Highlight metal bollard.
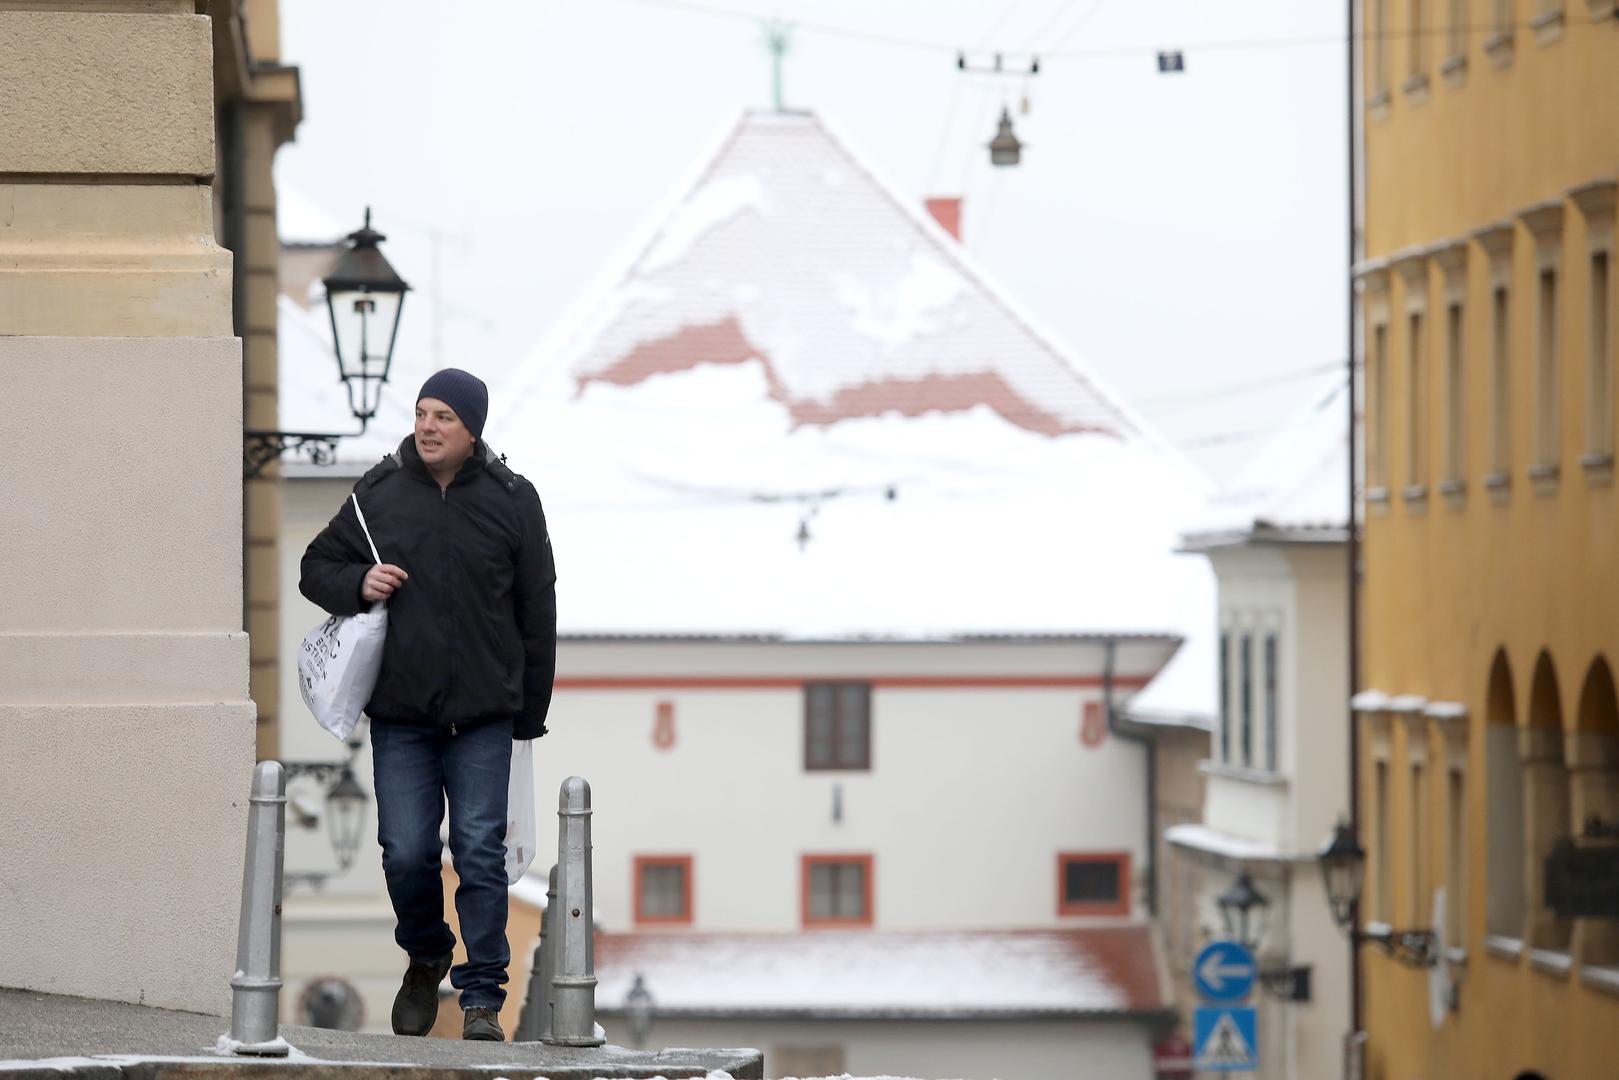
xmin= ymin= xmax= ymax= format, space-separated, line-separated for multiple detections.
xmin=546 ymin=777 xmax=603 ymax=1046
xmin=228 ymin=761 xmax=288 ymax=1056
xmin=516 ymin=864 xmax=558 ymax=1042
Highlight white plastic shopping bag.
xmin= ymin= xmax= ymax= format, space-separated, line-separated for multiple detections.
xmin=298 ymin=493 xmax=388 ymax=742
xmin=505 ymin=739 xmax=538 ymax=884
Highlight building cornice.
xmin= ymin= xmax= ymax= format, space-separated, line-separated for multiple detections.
xmin=1473 ymin=220 xmax=1516 ymax=258
xmin=1519 ymin=199 xmax=1566 ymax=243
xmin=1569 ymin=177 xmax=1618 ymax=223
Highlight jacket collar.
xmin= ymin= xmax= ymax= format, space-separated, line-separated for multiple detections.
xmin=396 ymin=435 xmax=492 ymax=486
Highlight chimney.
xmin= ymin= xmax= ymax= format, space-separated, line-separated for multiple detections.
xmin=924 ymin=197 xmax=963 ymax=242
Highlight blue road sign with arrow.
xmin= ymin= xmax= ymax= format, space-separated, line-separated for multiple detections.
xmin=1195 ymin=1006 xmax=1258 ymax=1071
xmin=1193 ymin=940 xmax=1257 ymax=1002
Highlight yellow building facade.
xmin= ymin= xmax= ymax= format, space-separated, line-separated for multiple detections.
xmin=1358 ymin=2 xmax=1619 ymax=1078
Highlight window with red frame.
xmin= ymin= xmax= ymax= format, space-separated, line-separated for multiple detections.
xmin=802 ymin=854 xmax=873 ymax=927
xmin=633 ymin=855 xmax=693 ymax=925
xmin=1057 ymin=852 xmax=1130 ymax=916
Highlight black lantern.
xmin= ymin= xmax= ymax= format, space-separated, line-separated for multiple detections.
xmin=325 ymin=765 xmax=369 ymax=872
xmin=322 ymin=207 xmax=411 ymax=428
xmin=624 ymin=973 xmax=655 ymax=1049
xmin=988 ymin=108 xmax=1022 ymax=167
xmin=1216 ymin=871 xmax=1270 ymax=951
xmin=1318 ymin=819 xmax=1366 ymax=930
xmin=1315 ymin=820 xmax=1438 ymax=967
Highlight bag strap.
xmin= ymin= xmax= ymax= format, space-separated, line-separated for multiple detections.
xmin=349 ymin=492 xmax=382 ymax=565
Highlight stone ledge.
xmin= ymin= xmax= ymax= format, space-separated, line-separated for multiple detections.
xmin=0 ymin=991 xmax=763 ymax=1080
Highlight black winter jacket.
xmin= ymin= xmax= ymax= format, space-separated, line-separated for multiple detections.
xmin=299 ymin=437 xmax=557 ymax=739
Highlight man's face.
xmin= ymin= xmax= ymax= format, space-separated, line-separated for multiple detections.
xmin=414 ymin=397 xmax=476 ymax=471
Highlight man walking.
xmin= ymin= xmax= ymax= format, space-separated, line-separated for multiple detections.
xmin=300 ymin=368 xmax=557 ymax=1042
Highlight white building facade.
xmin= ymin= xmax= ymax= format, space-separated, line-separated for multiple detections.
xmin=1166 ymin=377 xmax=1352 ymax=1080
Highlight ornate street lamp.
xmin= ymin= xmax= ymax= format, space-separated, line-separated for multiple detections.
xmin=322 ymin=208 xmax=411 ymax=427
xmin=1319 ymin=819 xmax=1366 ymax=929
xmin=1316 ymin=819 xmax=1439 ymax=968
xmin=1216 ymin=870 xmax=1313 ymax=1002
xmin=624 ymin=973 xmax=655 ymax=1049
xmin=1216 ymin=871 xmax=1270 ymax=952
xmin=283 ymin=723 xmax=372 ymax=889
xmin=325 ymin=765 xmax=369 ymax=872
xmin=988 ymin=108 xmax=1022 ymax=167
xmin=242 ymin=206 xmax=411 ymax=478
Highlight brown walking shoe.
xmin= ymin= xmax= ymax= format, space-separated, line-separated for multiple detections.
xmin=462 ymin=1006 xmax=504 ymax=1041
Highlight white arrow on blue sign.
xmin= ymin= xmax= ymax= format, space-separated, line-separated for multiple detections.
xmin=1193 ymin=940 xmax=1257 ymax=1002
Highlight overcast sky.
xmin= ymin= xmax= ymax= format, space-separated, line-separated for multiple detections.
xmin=275 ymin=0 xmax=1348 ymax=483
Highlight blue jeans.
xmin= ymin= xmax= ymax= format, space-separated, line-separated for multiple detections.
xmin=371 ymin=718 xmax=512 ymax=1010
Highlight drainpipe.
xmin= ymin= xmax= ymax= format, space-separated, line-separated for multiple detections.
xmin=1345 ymin=0 xmax=1365 ymax=1040
xmin=1104 ymin=637 xmax=1158 ymax=918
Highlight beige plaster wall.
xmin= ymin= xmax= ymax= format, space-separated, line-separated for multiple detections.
xmin=0 ymin=337 xmax=255 ymax=1014
xmin=0 ymin=3 xmax=256 ymax=1015
xmin=0 ymin=11 xmax=214 ymax=176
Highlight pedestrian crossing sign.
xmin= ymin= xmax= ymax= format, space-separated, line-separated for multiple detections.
xmin=1194 ymin=1005 xmax=1258 ymax=1071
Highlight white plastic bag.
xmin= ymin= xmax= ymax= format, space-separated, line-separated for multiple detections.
xmin=298 ymin=493 xmax=388 ymax=742
xmin=505 ymin=739 xmax=537 ymax=885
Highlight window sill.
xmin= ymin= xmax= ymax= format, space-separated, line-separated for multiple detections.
xmin=1438 ymin=478 xmax=1467 ymax=505
xmin=1530 ymin=948 xmax=1574 ymax=977
xmin=1484 ymin=934 xmax=1524 ymax=961
xmin=1483 ymin=471 xmax=1512 ymax=504
xmin=1197 ymin=760 xmax=1289 ymax=787
xmin=1402 ymin=483 xmax=1429 ymax=510
xmin=1440 ymin=53 xmax=1468 ymax=87
xmin=1581 ymin=965 xmax=1619 ymax=996
xmin=1367 ymin=486 xmax=1391 ymax=513
xmin=1580 ymin=452 xmax=1614 ymax=485
xmin=1368 ymin=90 xmax=1391 ymax=119
xmin=1402 ymin=72 xmax=1431 ymax=102
xmin=1483 ymin=30 xmax=1516 ymax=68
xmin=1529 ymin=462 xmax=1561 ymax=495
xmin=1531 ymin=8 xmax=1567 ymax=45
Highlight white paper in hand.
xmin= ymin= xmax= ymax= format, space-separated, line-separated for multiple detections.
xmin=298 ymin=493 xmax=389 ymax=742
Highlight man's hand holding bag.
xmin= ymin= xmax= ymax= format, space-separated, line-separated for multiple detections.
xmin=298 ymin=492 xmax=390 ymax=743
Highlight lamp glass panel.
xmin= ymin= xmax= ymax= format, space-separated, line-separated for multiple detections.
xmin=327 ymin=788 xmax=367 ymax=870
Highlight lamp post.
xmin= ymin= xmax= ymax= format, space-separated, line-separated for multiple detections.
xmin=1317 ymin=819 xmax=1439 ymax=968
xmin=242 ymin=207 xmax=412 ymax=478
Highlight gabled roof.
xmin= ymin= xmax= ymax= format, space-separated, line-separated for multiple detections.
xmin=1180 ymin=372 xmax=1350 ymax=548
xmin=593 ymin=927 xmax=1171 ymax=1022
xmin=523 ymin=109 xmax=1149 ymax=444
xmin=486 ymin=110 xmax=1214 ymax=669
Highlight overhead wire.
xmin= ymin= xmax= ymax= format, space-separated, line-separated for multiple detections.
xmin=610 ymin=0 xmax=1615 ymax=63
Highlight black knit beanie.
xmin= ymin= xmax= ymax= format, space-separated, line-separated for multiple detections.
xmin=417 ymin=368 xmax=488 ymax=440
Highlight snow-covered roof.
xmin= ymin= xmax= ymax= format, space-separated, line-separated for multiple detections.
xmin=485 ymin=109 xmax=1216 ymax=671
xmin=593 ymin=927 xmax=1168 ymax=1021
xmin=1180 ymin=372 xmax=1349 ymax=548
xmin=277 ymin=184 xmax=349 ymax=247
xmin=1166 ymin=823 xmax=1311 ymax=865
xmin=519 ymin=110 xmax=1153 ymax=445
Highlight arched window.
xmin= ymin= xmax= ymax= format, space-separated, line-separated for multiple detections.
xmin=1484 ymin=650 xmax=1525 ymax=945
xmin=1574 ymin=657 xmax=1619 ymax=969
xmin=1525 ymin=652 xmax=1571 ymax=954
